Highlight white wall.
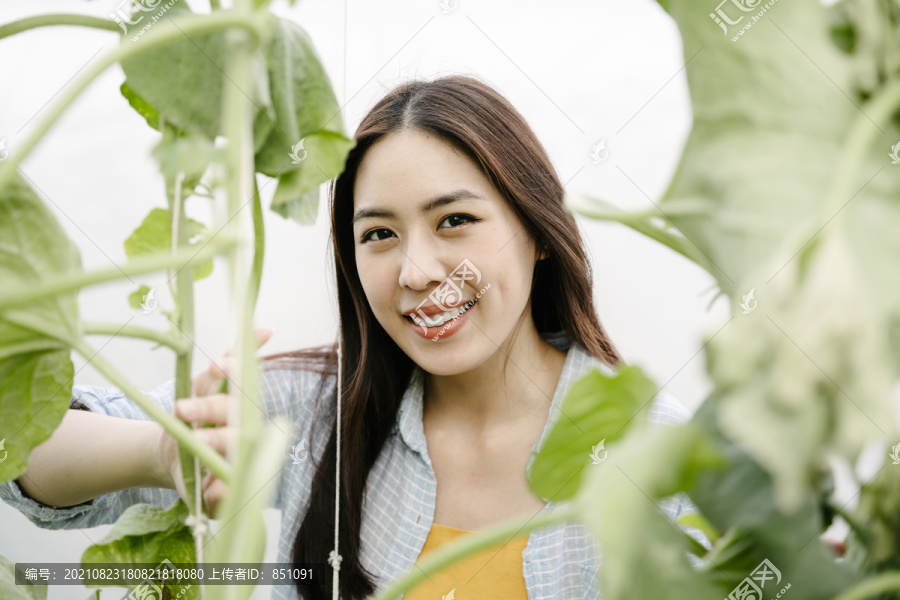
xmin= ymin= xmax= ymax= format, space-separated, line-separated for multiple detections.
xmin=0 ymin=0 xmax=727 ymax=597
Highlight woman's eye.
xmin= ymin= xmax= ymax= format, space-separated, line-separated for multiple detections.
xmin=438 ymin=214 xmax=478 ymax=229
xmin=361 ymin=228 xmax=394 ymax=243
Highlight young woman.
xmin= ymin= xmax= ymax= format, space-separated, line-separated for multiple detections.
xmin=1 ymin=75 xmax=695 ymax=600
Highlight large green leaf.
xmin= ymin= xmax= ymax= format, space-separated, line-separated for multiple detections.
xmin=0 ymin=174 xmax=80 ymax=484
xmin=571 ymin=0 xmax=900 ymax=511
xmin=252 ymin=19 xmax=353 ymax=177
xmin=0 ymin=350 xmax=74 ymax=484
xmin=269 ymin=131 xmax=354 ymax=225
xmin=253 ymin=19 xmax=355 ymax=225
xmin=82 ymin=500 xmax=196 ymax=600
xmin=0 ymin=554 xmax=46 ymax=600
xmin=0 ymin=173 xmax=82 ymax=353
xmin=686 ymin=400 xmax=863 ymax=597
xmin=527 ymin=365 xmax=656 ymax=502
xmin=118 ymin=4 xmax=272 ymax=141
xmin=124 ymin=208 xmax=213 ymax=281
xmin=573 ymin=423 xmax=724 ymax=600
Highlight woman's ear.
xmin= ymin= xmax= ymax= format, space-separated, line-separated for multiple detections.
xmin=537 ymin=242 xmax=550 ymax=261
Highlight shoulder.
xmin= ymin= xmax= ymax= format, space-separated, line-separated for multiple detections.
xmin=258 ymin=350 xmax=337 ymax=425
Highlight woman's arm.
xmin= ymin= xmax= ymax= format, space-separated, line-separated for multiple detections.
xmin=15 ymin=409 xmax=172 ymax=508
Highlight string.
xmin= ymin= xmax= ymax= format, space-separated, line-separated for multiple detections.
xmin=326 ymin=3 xmax=349 ymax=596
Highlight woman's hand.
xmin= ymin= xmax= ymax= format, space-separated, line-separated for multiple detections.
xmin=157 ymin=328 xmax=274 ymax=518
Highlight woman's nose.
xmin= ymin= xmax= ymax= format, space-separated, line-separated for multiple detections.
xmin=397 ymin=236 xmax=446 ymax=291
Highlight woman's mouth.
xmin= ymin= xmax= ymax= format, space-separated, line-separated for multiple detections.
xmin=408 ymin=298 xmax=477 ymax=328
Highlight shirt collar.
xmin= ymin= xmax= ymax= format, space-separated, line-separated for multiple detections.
xmin=391 ymin=330 xmax=612 ymax=486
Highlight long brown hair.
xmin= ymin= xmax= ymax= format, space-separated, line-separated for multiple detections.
xmin=264 ymin=74 xmax=622 ymax=599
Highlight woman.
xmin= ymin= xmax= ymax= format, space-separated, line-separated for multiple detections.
xmin=1 ymin=75 xmax=695 ymax=600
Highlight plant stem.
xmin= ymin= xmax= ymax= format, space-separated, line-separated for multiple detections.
xmin=70 ymin=338 xmax=233 ymax=483
xmin=248 ymin=177 xmax=265 ymax=318
xmin=372 ymin=504 xmax=579 ymax=600
xmin=82 ymin=322 xmax=191 ymax=354
xmin=831 ymin=572 xmax=900 ymax=600
xmin=0 ymin=10 xmax=267 ymax=192
xmin=0 ymin=240 xmax=235 ymax=312
xmin=204 ymin=4 xmax=268 ymax=592
xmin=164 ymin=148 xmax=208 ymax=567
xmin=0 ymin=14 xmax=119 ymax=40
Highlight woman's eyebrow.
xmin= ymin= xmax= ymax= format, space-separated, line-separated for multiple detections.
xmin=352 ymin=189 xmax=484 ymax=224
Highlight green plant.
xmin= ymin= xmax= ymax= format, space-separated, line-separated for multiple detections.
xmin=0 ymin=1 xmax=353 ymax=598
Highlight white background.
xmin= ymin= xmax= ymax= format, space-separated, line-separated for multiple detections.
xmin=0 ymin=0 xmax=728 ymax=597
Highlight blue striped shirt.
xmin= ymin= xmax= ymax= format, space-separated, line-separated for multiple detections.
xmin=1 ymin=331 xmax=703 ymax=599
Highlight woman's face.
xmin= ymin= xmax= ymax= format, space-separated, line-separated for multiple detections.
xmin=352 ymin=129 xmax=542 ymax=376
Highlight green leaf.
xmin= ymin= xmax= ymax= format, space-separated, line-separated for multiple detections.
xmin=0 ymin=173 xmax=83 ymax=353
xmin=82 ymin=500 xmax=196 ymax=600
xmin=0 ymin=173 xmax=79 ymax=485
xmin=686 ymin=400 xmax=863 ymax=597
xmin=676 ymin=512 xmax=720 ymax=546
xmin=119 ymin=4 xmax=272 ymax=140
xmin=128 ymin=285 xmax=153 ymax=310
xmin=151 ymin=133 xmax=221 ymax=184
xmin=0 ymin=350 xmax=74 ymax=484
xmin=573 ymin=423 xmax=724 ymax=600
xmin=253 ymin=19 xmax=355 ymax=182
xmin=270 ymin=177 xmax=319 ymax=225
xmin=624 ymin=0 xmax=900 ymax=513
xmin=0 ymin=554 xmax=46 ymax=600
xmin=124 ymin=208 xmax=213 ymax=281
xmin=527 ymin=365 xmax=657 ymax=502
xmin=120 ymin=82 xmax=160 ymax=131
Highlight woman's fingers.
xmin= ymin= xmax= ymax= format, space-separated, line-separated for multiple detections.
xmin=192 ymin=327 xmax=274 ymax=396
xmin=202 ymin=472 xmax=227 ymax=519
xmin=175 ymin=394 xmax=230 ymax=425
xmin=193 ymin=427 xmax=231 ymax=456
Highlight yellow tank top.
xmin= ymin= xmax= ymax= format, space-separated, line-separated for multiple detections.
xmin=402 ymin=522 xmax=529 ymax=600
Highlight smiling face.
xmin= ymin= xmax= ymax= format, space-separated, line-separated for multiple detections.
xmin=352 ymin=129 xmax=544 ymax=376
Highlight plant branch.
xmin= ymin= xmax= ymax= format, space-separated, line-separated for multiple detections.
xmin=0 ymin=13 xmax=119 ymax=41
xmin=70 ymin=338 xmax=233 ymax=483
xmin=248 ymin=176 xmax=265 ymax=318
xmin=826 ymin=76 xmax=900 ymax=217
xmin=0 ymin=239 xmax=235 ymax=312
xmin=0 ymin=10 xmax=267 ymax=192
xmin=372 ymin=504 xmax=579 ymax=600
xmin=831 ymin=572 xmax=900 ymax=600
xmin=82 ymin=322 xmax=190 ymax=354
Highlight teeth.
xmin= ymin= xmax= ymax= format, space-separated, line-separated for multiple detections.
xmin=410 ymin=299 xmax=476 ymax=328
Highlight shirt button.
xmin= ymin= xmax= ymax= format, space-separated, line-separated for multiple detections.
xmin=416 ymin=514 xmax=421 ymax=524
